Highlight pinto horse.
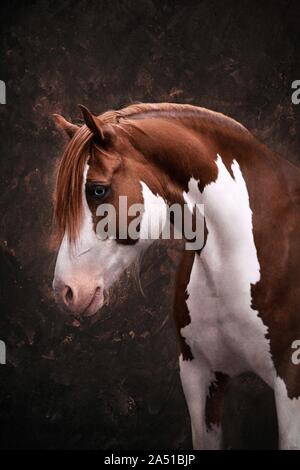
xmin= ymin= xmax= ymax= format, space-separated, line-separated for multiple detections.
xmin=52 ymin=103 xmax=300 ymax=449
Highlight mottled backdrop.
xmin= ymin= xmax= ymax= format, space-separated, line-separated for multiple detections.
xmin=0 ymin=0 xmax=299 ymax=449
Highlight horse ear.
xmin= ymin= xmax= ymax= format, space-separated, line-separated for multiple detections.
xmin=53 ymin=114 xmax=79 ymax=139
xmin=79 ymin=104 xmax=116 ymax=146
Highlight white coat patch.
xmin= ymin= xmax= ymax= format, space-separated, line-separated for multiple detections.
xmin=179 ymin=155 xmax=277 ymax=449
xmin=181 ymin=155 xmax=275 ymax=381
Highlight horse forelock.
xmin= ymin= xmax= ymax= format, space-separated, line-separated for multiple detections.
xmin=54 ymin=124 xmax=93 ymax=243
xmin=53 ymin=115 xmax=139 ymax=244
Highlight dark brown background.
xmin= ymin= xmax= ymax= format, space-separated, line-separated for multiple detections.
xmin=0 ymin=0 xmax=299 ymax=449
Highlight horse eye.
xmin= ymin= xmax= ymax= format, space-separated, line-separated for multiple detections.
xmin=92 ymin=185 xmax=107 ymax=198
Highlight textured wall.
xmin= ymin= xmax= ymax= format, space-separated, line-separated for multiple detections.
xmin=0 ymin=0 xmax=299 ymax=449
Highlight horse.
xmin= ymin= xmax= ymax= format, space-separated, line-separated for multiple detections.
xmin=52 ymin=102 xmax=300 ymax=449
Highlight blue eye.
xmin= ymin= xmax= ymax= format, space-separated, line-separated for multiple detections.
xmin=88 ymin=184 xmax=109 ymax=198
xmin=94 ymin=186 xmax=106 ymax=197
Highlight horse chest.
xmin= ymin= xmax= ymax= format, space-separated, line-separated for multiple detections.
xmin=181 ymin=253 xmax=273 ymax=379
xmin=180 ymin=158 xmax=275 ymax=381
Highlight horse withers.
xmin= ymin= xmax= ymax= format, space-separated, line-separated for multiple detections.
xmin=52 ymin=102 xmax=300 ymax=449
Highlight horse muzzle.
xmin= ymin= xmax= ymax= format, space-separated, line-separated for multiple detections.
xmin=53 ymin=277 xmax=105 ymax=317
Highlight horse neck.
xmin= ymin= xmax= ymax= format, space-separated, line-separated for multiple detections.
xmin=129 ymin=116 xmax=300 ymax=256
xmin=129 ymin=116 xmax=259 ymax=203
xmin=128 ymin=118 xmax=217 ymax=202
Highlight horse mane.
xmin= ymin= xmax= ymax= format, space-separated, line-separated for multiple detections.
xmin=102 ymin=102 xmax=248 ymax=133
xmin=54 ymin=102 xmax=249 ymax=242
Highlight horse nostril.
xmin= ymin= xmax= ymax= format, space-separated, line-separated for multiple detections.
xmin=63 ymin=285 xmax=73 ymax=306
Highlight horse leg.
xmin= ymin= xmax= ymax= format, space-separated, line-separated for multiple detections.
xmin=179 ymin=356 xmax=226 ymax=449
xmin=274 ymin=377 xmax=300 ymax=449
xmin=205 ymin=371 xmax=229 ymax=449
